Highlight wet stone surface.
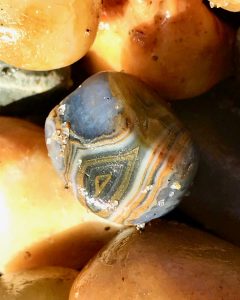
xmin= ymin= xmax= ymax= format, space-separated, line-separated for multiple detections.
xmin=45 ymin=72 xmax=198 ymax=226
xmin=0 ymin=61 xmax=72 ymax=120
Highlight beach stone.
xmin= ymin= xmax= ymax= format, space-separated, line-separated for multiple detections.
xmin=173 ymin=79 xmax=240 ymax=245
xmin=45 ymin=72 xmax=198 ymax=226
xmin=0 ymin=61 xmax=72 ymax=115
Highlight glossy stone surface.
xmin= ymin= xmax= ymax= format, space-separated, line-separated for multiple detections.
xmin=45 ymin=72 xmax=198 ymax=225
xmin=70 ymin=221 xmax=240 ymax=300
xmin=85 ymin=0 xmax=235 ymax=100
xmin=0 ymin=0 xmax=101 ymax=70
xmin=0 ymin=267 xmax=78 ymax=300
xmin=0 ymin=117 xmax=120 ymax=273
xmin=209 ymin=0 xmax=240 ymax=12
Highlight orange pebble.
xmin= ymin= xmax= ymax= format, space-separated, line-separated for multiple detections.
xmin=0 ymin=117 xmax=121 ymax=274
xmin=85 ymin=0 xmax=235 ymax=100
xmin=209 ymin=0 xmax=240 ymax=12
xmin=0 ymin=1 xmax=101 ymax=70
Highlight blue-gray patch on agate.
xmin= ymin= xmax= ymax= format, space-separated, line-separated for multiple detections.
xmin=45 ymin=117 xmax=65 ymax=173
xmin=63 ymin=73 xmax=121 ymax=140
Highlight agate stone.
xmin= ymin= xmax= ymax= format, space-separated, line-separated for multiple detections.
xmin=45 ymin=72 xmax=198 ymax=225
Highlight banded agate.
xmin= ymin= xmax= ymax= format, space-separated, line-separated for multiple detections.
xmin=45 ymin=72 xmax=198 ymax=225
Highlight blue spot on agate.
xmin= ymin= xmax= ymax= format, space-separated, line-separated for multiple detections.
xmin=63 ymin=73 xmax=120 ymax=140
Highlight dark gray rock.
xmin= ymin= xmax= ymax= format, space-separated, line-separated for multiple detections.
xmin=173 ymin=78 xmax=240 ymax=246
xmin=237 ymin=28 xmax=240 ymax=80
